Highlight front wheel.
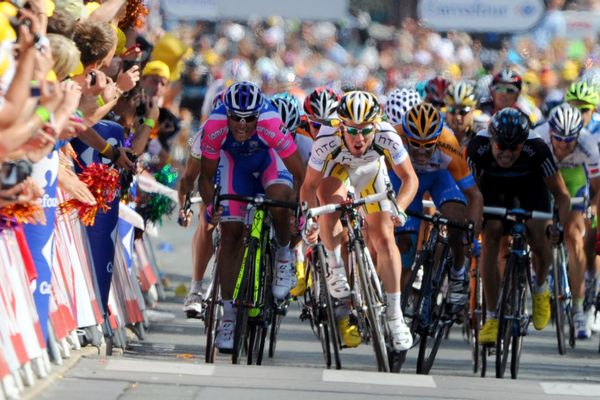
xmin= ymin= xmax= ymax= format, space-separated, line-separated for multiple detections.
xmin=354 ymin=243 xmax=389 ymax=372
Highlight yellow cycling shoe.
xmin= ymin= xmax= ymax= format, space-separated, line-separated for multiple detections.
xmin=337 ymin=316 xmax=361 ymax=348
xmin=479 ymin=318 xmax=498 ymax=344
xmin=532 ymin=289 xmax=551 ymax=330
xmin=290 ymin=261 xmax=307 ymax=297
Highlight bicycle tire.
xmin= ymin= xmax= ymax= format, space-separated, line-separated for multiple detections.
xmin=496 ymin=255 xmax=516 ymax=379
xmin=316 ymin=244 xmax=342 ymax=369
xmin=232 ymin=240 xmax=257 ymax=364
xmin=354 ymin=242 xmax=389 ymax=372
xmin=303 ymin=254 xmax=332 ymax=367
xmin=470 ymin=258 xmax=482 ymax=374
xmin=402 ymin=251 xmax=433 ymax=337
xmin=268 ymin=310 xmax=283 ymax=358
xmin=510 ymin=268 xmax=527 ymax=379
xmin=205 ymin=270 xmax=220 ymax=363
xmin=257 ymin=237 xmax=274 ymax=364
xmin=551 ymin=246 xmax=566 ymax=355
xmin=416 ymin=247 xmax=452 ymax=375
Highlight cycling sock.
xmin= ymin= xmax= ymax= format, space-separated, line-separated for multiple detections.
xmin=486 ymin=310 xmax=497 ymax=320
xmin=386 ymin=292 xmax=402 ymax=320
xmin=276 ymin=241 xmax=291 ymax=262
xmin=294 ymin=243 xmax=304 ymax=263
xmin=534 ymin=281 xmax=548 ymax=295
xmin=326 ymin=244 xmax=344 ymax=269
xmin=190 ymin=280 xmax=203 ymax=293
xmin=573 ymin=298 xmax=584 ymax=314
xmin=450 ymin=265 xmax=466 ymax=280
xmin=222 ymin=299 xmax=235 ymax=321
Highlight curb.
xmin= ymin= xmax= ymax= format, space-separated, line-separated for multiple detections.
xmin=21 ymin=344 xmax=109 ymax=400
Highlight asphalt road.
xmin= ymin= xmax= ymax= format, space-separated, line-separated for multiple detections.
xmin=37 ymin=218 xmax=600 ymax=399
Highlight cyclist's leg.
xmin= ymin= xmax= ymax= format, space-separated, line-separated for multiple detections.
xmin=431 ymin=170 xmax=469 ymax=314
xmin=316 ymin=163 xmax=351 ymax=299
xmin=480 ymin=220 xmax=504 ymax=343
xmin=262 ymin=150 xmax=296 ymax=299
xmin=184 ymin=204 xmax=215 ymax=316
xmin=356 ymin=159 xmax=412 ymax=350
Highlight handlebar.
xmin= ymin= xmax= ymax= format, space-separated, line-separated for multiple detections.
xmin=304 ymin=190 xmax=393 ymax=219
xmin=483 ymin=206 xmax=553 ymax=221
xmin=215 ymin=191 xmax=298 ymax=210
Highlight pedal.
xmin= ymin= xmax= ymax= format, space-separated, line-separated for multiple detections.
xmin=185 ymin=310 xmax=204 ymax=319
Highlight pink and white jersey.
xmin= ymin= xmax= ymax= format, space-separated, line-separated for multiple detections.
xmin=200 ymin=103 xmax=297 ymax=160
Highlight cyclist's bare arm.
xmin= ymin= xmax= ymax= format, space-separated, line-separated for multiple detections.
xmin=199 ymin=157 xmax=219 ymax=209
xmin=178 ymin=157 xmax=201 ymax=208
xmin=463 ymin=185 xmax=484 ymax=234
xmin=390 ymin=158 xmax=419 ymax=211
xmin=590 ymin=176 xmax=600 ymax=216
xmin=300 ymin=166 xmax=325 ymax=209
xmin=544 ymin=172 xmax=571 ymax=225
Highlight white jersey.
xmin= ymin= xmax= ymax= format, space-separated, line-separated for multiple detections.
xmin=535 ymin=122 xmax=600 ymax=178
xmin=188 ymin=122 xmax=205 ymax=160
xmin=295 ymin=133 xmax=313 ymax=164
xmin=308 ymin=121 xmax=408 ymax=172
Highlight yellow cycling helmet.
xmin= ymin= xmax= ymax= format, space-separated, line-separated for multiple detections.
xmin=444 ymin=81 xmax=477 ymax=108
xmin=402 ymin=103 xmax=443 ymax=141
xmin=337 ymin=90 xmax=381 ymax=124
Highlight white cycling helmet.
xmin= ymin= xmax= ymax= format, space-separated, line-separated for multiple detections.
xmin=385 ymin=88 xmax=422 ymax=126
xmin=548 ymin=102 xmax=583 ymax=138
xmin=270 ymin=94 xmax=301 ymax=132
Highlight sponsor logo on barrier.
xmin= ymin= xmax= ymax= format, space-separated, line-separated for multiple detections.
xmin=418 ymin=0 xmax=544 ymax=32
xmin=39 ymin=194 xmax=59 ymax=208
xmin=39 ymin=281 xmax=51 ymax=295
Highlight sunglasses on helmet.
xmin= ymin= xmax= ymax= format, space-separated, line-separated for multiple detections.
xmin=343 ymin=124 xmax=374 ymax=136
xmin=406 ymin=137 xmax=438 ymax=150
xmin=228 ymin=113 xmax=258 ymax=123
xmin=492 ymin=84 xmax=520 ymax=94
xmin=447 ymin=106 xmax=472 ymax=116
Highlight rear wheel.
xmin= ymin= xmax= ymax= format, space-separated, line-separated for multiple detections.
xmin=402 ymin=251 xmax=433 ymax=337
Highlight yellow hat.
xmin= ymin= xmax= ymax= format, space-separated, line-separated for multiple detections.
xmin=110 ymin=24 xmax=126 ymax=56
xmin=447 ymin=63 xmax=462 ymax=80
xmin=142 ymin=60 xmax=170 ymax=80
xmin=85 ymin=1 xmax=100 ymax=16
xmin=42 ymin=0 xmax=55 ymax=17
xmin=149 ymin=33 xmax=191 ymax=81
xmin=0 ymin=13 xmax=15 ymax=42
xmin=0 ymin=2 xmax=18 ymax=17
xmin=562 ymin=60 xmax=579 ymax=82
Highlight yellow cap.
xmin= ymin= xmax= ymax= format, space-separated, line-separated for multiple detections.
xmin=149 ymin=33 xmax=191 ymax=81
xmin=562 ymin=60 xmax=579 ymax=82
xmin=85 ymin=1 xmax=100 ymax=15
xmin=0 ymin=13 xmax=15 ymax=42
xmin=110 ymin=24 xmax=126 ymax=56
xmin=43 ymin=0 xmax=55 ymax=17
xmin=142 ymin=60 xmax=170 ymax=80
xmin=0 ymin=2 xmax=18 ymax=17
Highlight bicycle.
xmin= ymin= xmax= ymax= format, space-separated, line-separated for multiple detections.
xmin=401 ymin=209 xmax=473 ymax=375
xmin=480 ymin=206 xmax=553 ymax=379
xmin=213 ymin=190 xmax=298 ymax=365
xmin=464 ymin=239 xmax=484 ymax=375
xmin=304 ymin=189 xmax=396 ymax=372
xmin=299 ymin=240 xmax=342 ymax=369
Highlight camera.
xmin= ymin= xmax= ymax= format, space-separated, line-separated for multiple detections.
xmin=89 ymin=71 xmax=97 ymax=86
xmin=0 ymin=159 xmax=33 ymax=190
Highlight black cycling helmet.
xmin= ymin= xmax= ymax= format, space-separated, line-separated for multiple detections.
xmin=489 ymin=108 xmax=530 ymax=147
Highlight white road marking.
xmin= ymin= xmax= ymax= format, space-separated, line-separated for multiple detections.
xmin=540 ymin=382 xmax=600 ymax=397
xmin=106 ymin=359 xmax=215 ymax=376
xmin=322 ymin=369 xmax=436 ymax=388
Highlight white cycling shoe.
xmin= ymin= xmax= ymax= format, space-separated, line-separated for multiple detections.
xmin=272 ymin=261 xmax=297 ymax=300
xmin=389 ymin=317 xmax=413 ymax=351
xmin=215 ymin=320 xmax=235 ymax=351
xmin=326 ymin=266 xmax=351 ymax=299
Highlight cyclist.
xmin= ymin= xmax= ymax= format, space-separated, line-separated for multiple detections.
xmin=444 ymin=81 xmax=486 ymax=148
xmin=384 ymin=87 xmax=422 ymax=131
xmin=534 ymin=103 xmax=600 ymax=339
xmin=270 ymin=93 xmax=314 ymax=297
xmin=198 ymin=81 xmax=306 ymax=351
xmin=300 ymin=90 xmax=419 ymax=351
xmin=483 ymin=68 xmax=543 ymax=127
xmin=395 ymin=103 xmax=483 ymax=314
xmin=297 ymin=86 xmax=340 ymax=140
xmin=565 ymin=80 xmax=600 ymax=135
xmin=466 ymin=108 xmax=571 ymax=344
xmin=424 ymin=76 xmax=450 ymax=110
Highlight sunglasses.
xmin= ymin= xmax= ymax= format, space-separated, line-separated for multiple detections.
xmin=492 ymin=141 xmax=522 ymax=151
xmin=406 ymin=138 xmax=437 ymax=150
xmin=447 ymin=106 xmax=472 ymax=116
xmin=551 ymin=134 xmax=578 ymax=143
xmin=344 ymin=124 xmax=374 ymax=136
xmin=492 ymin=85 xmax=520 ymax=94
xmin=310 ymin=120 xmax=322 ymax=130
xmin=228 ymin=113 xmax=258 ymax=123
